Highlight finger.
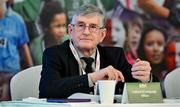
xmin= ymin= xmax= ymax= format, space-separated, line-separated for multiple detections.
xmin=132 ymin=61 xmax=150 ymax=68
xmin=135 ymin=58 xmax=141 ymax=63
xmin=131 ymin=70 xmax=150 ymax=76
xmin=108 ymin=75 xmax=114 ymax=80
xmin=131 ymin=65 xmax=151 ymax=72
xmin=112 ymin=68 xmax=119 ymax=80
xmin=113 ymin=70 xmax=119 ymax=80
xmin=100 ymin=66 xmax=112 ymax=80
xmin=107 ymin=70 xmax=115 ymax=80
xmin=132 ymin=61 xmax=151 ymax=72
xmin=116 ymin=70 xmax=125 ymax=82
xmin=132 ymin=70 xmax=150 ymax=82
xmin=111 ymin=68 xmax=124 ymax=82
xmin=107 ymin=66 xmax=116 ymax=80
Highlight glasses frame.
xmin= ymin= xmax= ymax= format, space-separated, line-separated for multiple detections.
xmin=71 ymin=23 xmax=104 ymax=33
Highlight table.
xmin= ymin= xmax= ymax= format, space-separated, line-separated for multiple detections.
xmin=72 ymin=103 xmax=180 ymax=107
xmin=1 ymin=101 xmax=180 ymax=107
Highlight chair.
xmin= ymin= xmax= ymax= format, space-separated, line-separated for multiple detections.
xmin=164 ymin=67 xmax=180 ymax=98
xmin=10 ymin=65 xmax=42 ymax=100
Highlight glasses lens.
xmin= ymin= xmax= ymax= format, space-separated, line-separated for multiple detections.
xmin=89 ymin=24 xmax=98 ymax=32
xmin=77 ymin=23 xmax=85 ymax=31
xmin=73 ymin=23 xmax=102 ymax=32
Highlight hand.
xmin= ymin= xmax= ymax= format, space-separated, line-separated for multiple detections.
xmin=89 ymin=65 xmax=125 ymax=83
xmin=131 ymin=59 xmax=151 ymax=82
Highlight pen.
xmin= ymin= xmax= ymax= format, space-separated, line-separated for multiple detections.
xmin=47 ymin=98 xmax=91 ymax=103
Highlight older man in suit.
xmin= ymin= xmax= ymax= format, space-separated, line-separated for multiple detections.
xmin=39 ymin=4 xmax=151 ymax=99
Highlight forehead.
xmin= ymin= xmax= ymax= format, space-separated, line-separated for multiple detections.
xmin=145 ymin=30 xmax=165 ymax=41
xmin=74 ymin=14 xmax=101 ymax=25
xmin=51 ymin=13 xmax=66 ymax=23
xmin=112 ymin=18 xmax=123 ymax=28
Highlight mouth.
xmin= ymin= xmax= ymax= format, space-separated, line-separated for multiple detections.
xmin=80 ymin=38 xmax=92 ymax=41
xmin=131 ymin=41 xmax=137 ymax=46
xmin=152 ymin=54 xmax=161 ymax=60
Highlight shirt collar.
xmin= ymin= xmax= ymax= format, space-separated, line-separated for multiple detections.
xmin=5 ymin=7 xmax=13 ymax=17
xmin=76 ymin=49 xmax=96 ymax=59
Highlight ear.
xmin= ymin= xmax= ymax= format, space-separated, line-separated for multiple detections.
xmin=68 ymin=24 xmax=73 ymax=35
xmin=68 ymin=24 xmax=73 ymax=39
xmin=99 ymin=28 xmax=107 ymax=43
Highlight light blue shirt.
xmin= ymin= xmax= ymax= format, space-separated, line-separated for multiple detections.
xmin=0 ymin=7 xmax=29 ymax=73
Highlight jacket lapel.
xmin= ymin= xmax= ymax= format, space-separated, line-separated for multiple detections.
xmin=98 ymin=46 xmax=108 ymax=69
xmin=67 ymin=44 xmax=80 ymax=76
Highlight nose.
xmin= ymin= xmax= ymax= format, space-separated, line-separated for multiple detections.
xmin=83 ymin=26 xmax=91 ymax=35
xmin=153 ymin=43 xmax=163 ymax=53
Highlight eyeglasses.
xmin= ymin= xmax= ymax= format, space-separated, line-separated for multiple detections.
xmin=71 ymin=23 xmax=104 ymax=33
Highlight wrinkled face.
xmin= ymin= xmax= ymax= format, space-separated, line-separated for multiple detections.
xmin=48 ymin=13 xmax=67 ymax=43
xmin=111 ymin=18 xmax=126 ymax=47
xmin=144 ymin=30 xmax=166 ymax=64
xmin=68 ymin=14 xmax=106 ymax=51
xmin=127 ymin=25 xmax=141 ymax=50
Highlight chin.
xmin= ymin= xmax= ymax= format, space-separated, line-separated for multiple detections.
xmin=151 ymin=60 xmax=162 ymax=65
xmin=79 ymin=42 xmax=93 ymax=47
xmin=80 ymin=45 xmax=93 ymax=50
xmin=82 ymin=46 xmax=94 ymax=50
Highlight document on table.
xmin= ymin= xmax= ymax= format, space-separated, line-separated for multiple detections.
xmin=68 ymin=93 xmax=122 ymax=103
xmin=1 ymin=101 xmax=71 ymax=107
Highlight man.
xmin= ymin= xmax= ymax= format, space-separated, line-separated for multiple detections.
xmin=39 ymin=4 xmax=151 ymax=99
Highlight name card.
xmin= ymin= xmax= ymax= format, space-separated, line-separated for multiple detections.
xmin=122 ymin=82 xmax=163 ymax=103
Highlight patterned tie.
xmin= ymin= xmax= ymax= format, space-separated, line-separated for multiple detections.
xmin=81 ymin=57 xmax=94 ymax=74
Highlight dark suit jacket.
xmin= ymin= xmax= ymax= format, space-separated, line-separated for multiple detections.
xmin=39 ymin=40 xmax=138 ymax=98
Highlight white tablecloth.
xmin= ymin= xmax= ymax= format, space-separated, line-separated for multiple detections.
xmin=1 ymin=101 xmax=180 ymax=107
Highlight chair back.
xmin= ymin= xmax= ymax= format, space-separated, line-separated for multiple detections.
xmin=164 ymin=67 xmax=180 ymax=98
xmin=10 ymin=65 xmax=42 ymax=100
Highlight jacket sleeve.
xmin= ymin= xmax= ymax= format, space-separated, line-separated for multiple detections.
xmin=39 ymin=47 xmax=91 ymax=99
xmin=115 ymin=48 xmax=138 ymax=94
xmin=117 ymin=48 xmax=137 ymax=82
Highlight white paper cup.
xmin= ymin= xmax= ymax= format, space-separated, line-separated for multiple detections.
xmin=98 ymin=80 xmax=116 ymax=104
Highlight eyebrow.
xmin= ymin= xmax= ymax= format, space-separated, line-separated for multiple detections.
xmin=76 ymin=21 xmax=98 ymax=26
xmin=77 ymin=21 xmax=85 ymax=24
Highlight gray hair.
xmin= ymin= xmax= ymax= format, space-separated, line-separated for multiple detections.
xmin=71 ymin=4 xmax=105 ymax=27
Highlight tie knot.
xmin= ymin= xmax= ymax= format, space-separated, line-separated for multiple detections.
xmin=81 ymin=57 xmax=94 ymax=74
xmin=81 ymin=57 xmax=94 ymax=65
